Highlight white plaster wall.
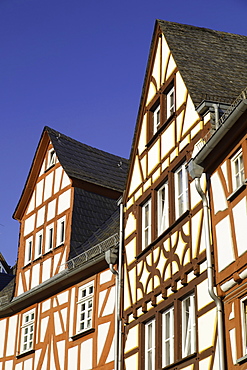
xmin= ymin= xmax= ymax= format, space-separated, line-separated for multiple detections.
xmin=44 ymin=172 xmax=54 ymax=201
xmin=125 ymin=353 xmax=138 ymax=370
xmin=24 ymin=214 xmax=35 ymax=236
xmin=69 ymin=287 xmax=75 ymax=338
xmin=125 ymin=238 xmax=136 ymax=266
xmin=125 ymin=213 xmax=136 ymax=239
xmin=176 ymin=72 xmax=187 ymax=110
xmin=47 ymin=199 xmax=56 ymax=221
xmin=57 ymin=189 xmax=71 ymax=214
xmin=57 ymin=291 xmax=68 ymax=306
xmin=24 ymin=269 xmax=30 ymax=290
xmin=6 ymin=315 xmax=18 ymax=356
xmin=103 ymin=287 xmax=115 ymax=316
xmin=31 ymin=263 xmax=40 ymax=289
xmin=42 ymin=299 xmax=51 ymax=313
xmin=4 ymin=361 xmax=13 ymax=370
xmin=36 ymin=179 xmax=44 ymax=207
xmin=166 ymin=55 xmax=176 ymax=80
xmin=0 ymin=319 xmax=6 ymax=357
xmin=216 ymin=216 xmax=235 ymax=271
xmin=128 ymin=157 xmax=142 ymax=196
xmin=68 ymin=346 xmax=78 ymax=369
xmin=61 ymin=172 xmax=70 ymax=188
xmin=182 ymin=95 xmax=199 ymax=136
xmin=148 ymin=140 xmax=159 ymax=175
xmin=211 ymin=172 xmax=227 ymax=214
xmin=56 ymin=340 xmax=65 ymax=370
xmin=198 ymin=308 xmax=216 ymax=353
xmin=36 ymin=206 xmax=45 ymax=228
xmin=161 ymin=122 xmax=175 ymax=159
xmin=100 ymin=269 xmax=112 ymax=285
xmin=54 ymin=166 xmax=63 ymax=194
xmin=152 ymin=38 xmax=161 ymax=90
xmin=106 ymin=339 xmax=114 ymax=363
xmin=54 ymin=311 xmax=63 ymax=336
xmin=232 ymin=197 xmax=247 ymax=256
xmin=40 ymin=317 xmax=49 ymax=342
xmin=98 ymin=290 xmax=107 ymax=316
xmin=26 ymin=193 xmax=35 ymax=214
xmin=97 ymin=322 xmax=110 ymax=363
xmin=138 ymin=114 xmax=147 ymax=154
xmin=125 ymin=325 xmax=138 ymax=353
xmin=23 ymin=358 xmax=32 ymax=370
xmin=197 ymin=279 xmax=213 ymax=311
xmin=42 ymin=258 xmax=51 ymax=282
xmin=81 ymin=338 xmax=93 ymax=370
xmin=229 ymin=328 xmax=237 ymax=365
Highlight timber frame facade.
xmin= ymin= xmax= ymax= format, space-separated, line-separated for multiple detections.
xmin=0 ymin=127 xmax=128 ymax=370
xmin=122 ymin=20 xmax=247 ymax=370
xmin=2 ymin=19 xmax=247 ymax=370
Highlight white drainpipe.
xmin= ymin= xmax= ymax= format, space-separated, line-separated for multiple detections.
xmin=106 ymin=197 xmax=124 ymax=370
xmin=195 ymin=177 xmax=226 ymax=370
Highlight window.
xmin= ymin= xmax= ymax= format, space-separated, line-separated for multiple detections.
xmin=35 ymin=231 xmax=43 ymax=258
xmin=142 ymin=199 xmax=151 ymax=249
xmin=20 ymin=309 xmax=35 ymax=353
xmin=77 ymin=281 xmax=94 ymax=333
xmin=182 ymin=294 xmax=196 ymax=357
xmin=57 ymin=217 xmax=65 ymax=246
xmin=25 ymin=237 xmax=33 ymax=264
xmin=47 ymin=149 xmax=56 ymax=169
xmin=157 ymin=181 xmax=169 ymax=235
xmin=174 ymin=163 xmax=188 ymax=219
xmin=162 ymin=307 xmax=174 ymax=367
xmin=45 ymin=224 xmax=54 ymax=253
xmin=232 ymin=149 xmax=244 ymax=190
xmin=145 ymin=319 xmax=155 ymax=370
xmin=167 ymin=86 xmax=175 ymax=118
xmin=153 ymin=104 xmax=160 ymax=134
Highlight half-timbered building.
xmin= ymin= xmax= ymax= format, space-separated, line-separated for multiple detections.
xmin=122 ymin=20 xmax=247 ymax=370
xmin=0 ymin=126 xmax=128 ymax=370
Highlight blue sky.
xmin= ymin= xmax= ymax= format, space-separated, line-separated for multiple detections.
xmin=1 ymin=0 xmax=247 ymax=266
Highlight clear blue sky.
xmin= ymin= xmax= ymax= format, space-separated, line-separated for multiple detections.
xmin=1 ymin=0 xmax=247 ymax=266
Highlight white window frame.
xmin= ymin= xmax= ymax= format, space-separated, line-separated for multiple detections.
xmin=25 ymin=237 xmax=33 ymax=265
xmin=76 ymin=281 xmax=94 ymax=334
xmin=20 ymin=309 xmax=35 ymax=354
xmin=241 ymin=297 xmax=247 ymax=355
xmin=174 ymin=163 xmax=188 ymax=219
xmin=142 ymin=199 xmax=151 ymax=250
xmin=157 ymin=181 xmax=169 ymax=235
xmin=182 ymin=294 xmax=196 ymax=358
xmin=167 ymin=86 xmax=175 ymax=118
xmin=57 ymin=216 xmax=65 ymax=247
xmin=45 ymin=223 xmax=54 ymax=253
xmin=145 ymin=319 xmax=155 ymax=370
xmin=47 ymin=148 xmax=56 ymax=169
xmin=162 ymin=307 xmax=174 ymax=367
xmin=35 ymin=230 xmax=43 ymax=259
xmin=153 ymin=104 xmax=160 ymax=134
xmin=231 ymin=149 xmax=244 ymax=190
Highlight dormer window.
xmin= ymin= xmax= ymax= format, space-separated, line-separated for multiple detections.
xmin=47 ymin=149 xmax=56 ymax=169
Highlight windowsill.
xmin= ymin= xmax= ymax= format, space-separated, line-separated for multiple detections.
xmin=71 ymin=328 xmax=95 ymax=341
xmin=236 ymin=354 xmax=247 ymax=364
xmin=146 ymin=113 xmax=175 ymax=148
xmin=44 ymin=164 xmax=55 ymax=173
xmin=136 ymin=209 xmax=189 ymax=259
xmin=162 ymin=352 xmax=197 ymax=370
xmin=227 ymin=181 xmax=247 ymax=202
xmin=55 ymin=243 xmax=64 ymax=249
xmin=16 ymin=349 xmax=35 ymax=359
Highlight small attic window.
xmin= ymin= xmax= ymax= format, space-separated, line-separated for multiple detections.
xmin=47 ymin=149 xmax=56 ymax=169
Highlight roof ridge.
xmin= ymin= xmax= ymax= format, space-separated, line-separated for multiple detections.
xmin=44 ymin=126 xmax=128 ymax=162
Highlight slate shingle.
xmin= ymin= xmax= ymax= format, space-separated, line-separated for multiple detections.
xmin=157 ymin=20 xmax=247 ymax=105
xmin=46 ymin=127 xmax=129 ymax=192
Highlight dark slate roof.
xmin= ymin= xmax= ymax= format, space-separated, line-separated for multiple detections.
xmin=78 ymin=208 xmax=120 ymax=253
xmin=0 ymin=273 xmax=15 ymax=291
xmin=0 ymin=253 xmax=11 ymax=274
xmin=157 ymin=20 xmax=247 ymax=105
xmin=69 ymin=188 xmax=118 ymax=259
xmin=46 ymin=127 xmax=129 ymax=192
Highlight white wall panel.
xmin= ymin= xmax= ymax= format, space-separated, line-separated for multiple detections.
xmin=80 ymin=338 xmax=93 ymax=370
xmin=6 ymin=315 xmax=18 ymax=356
